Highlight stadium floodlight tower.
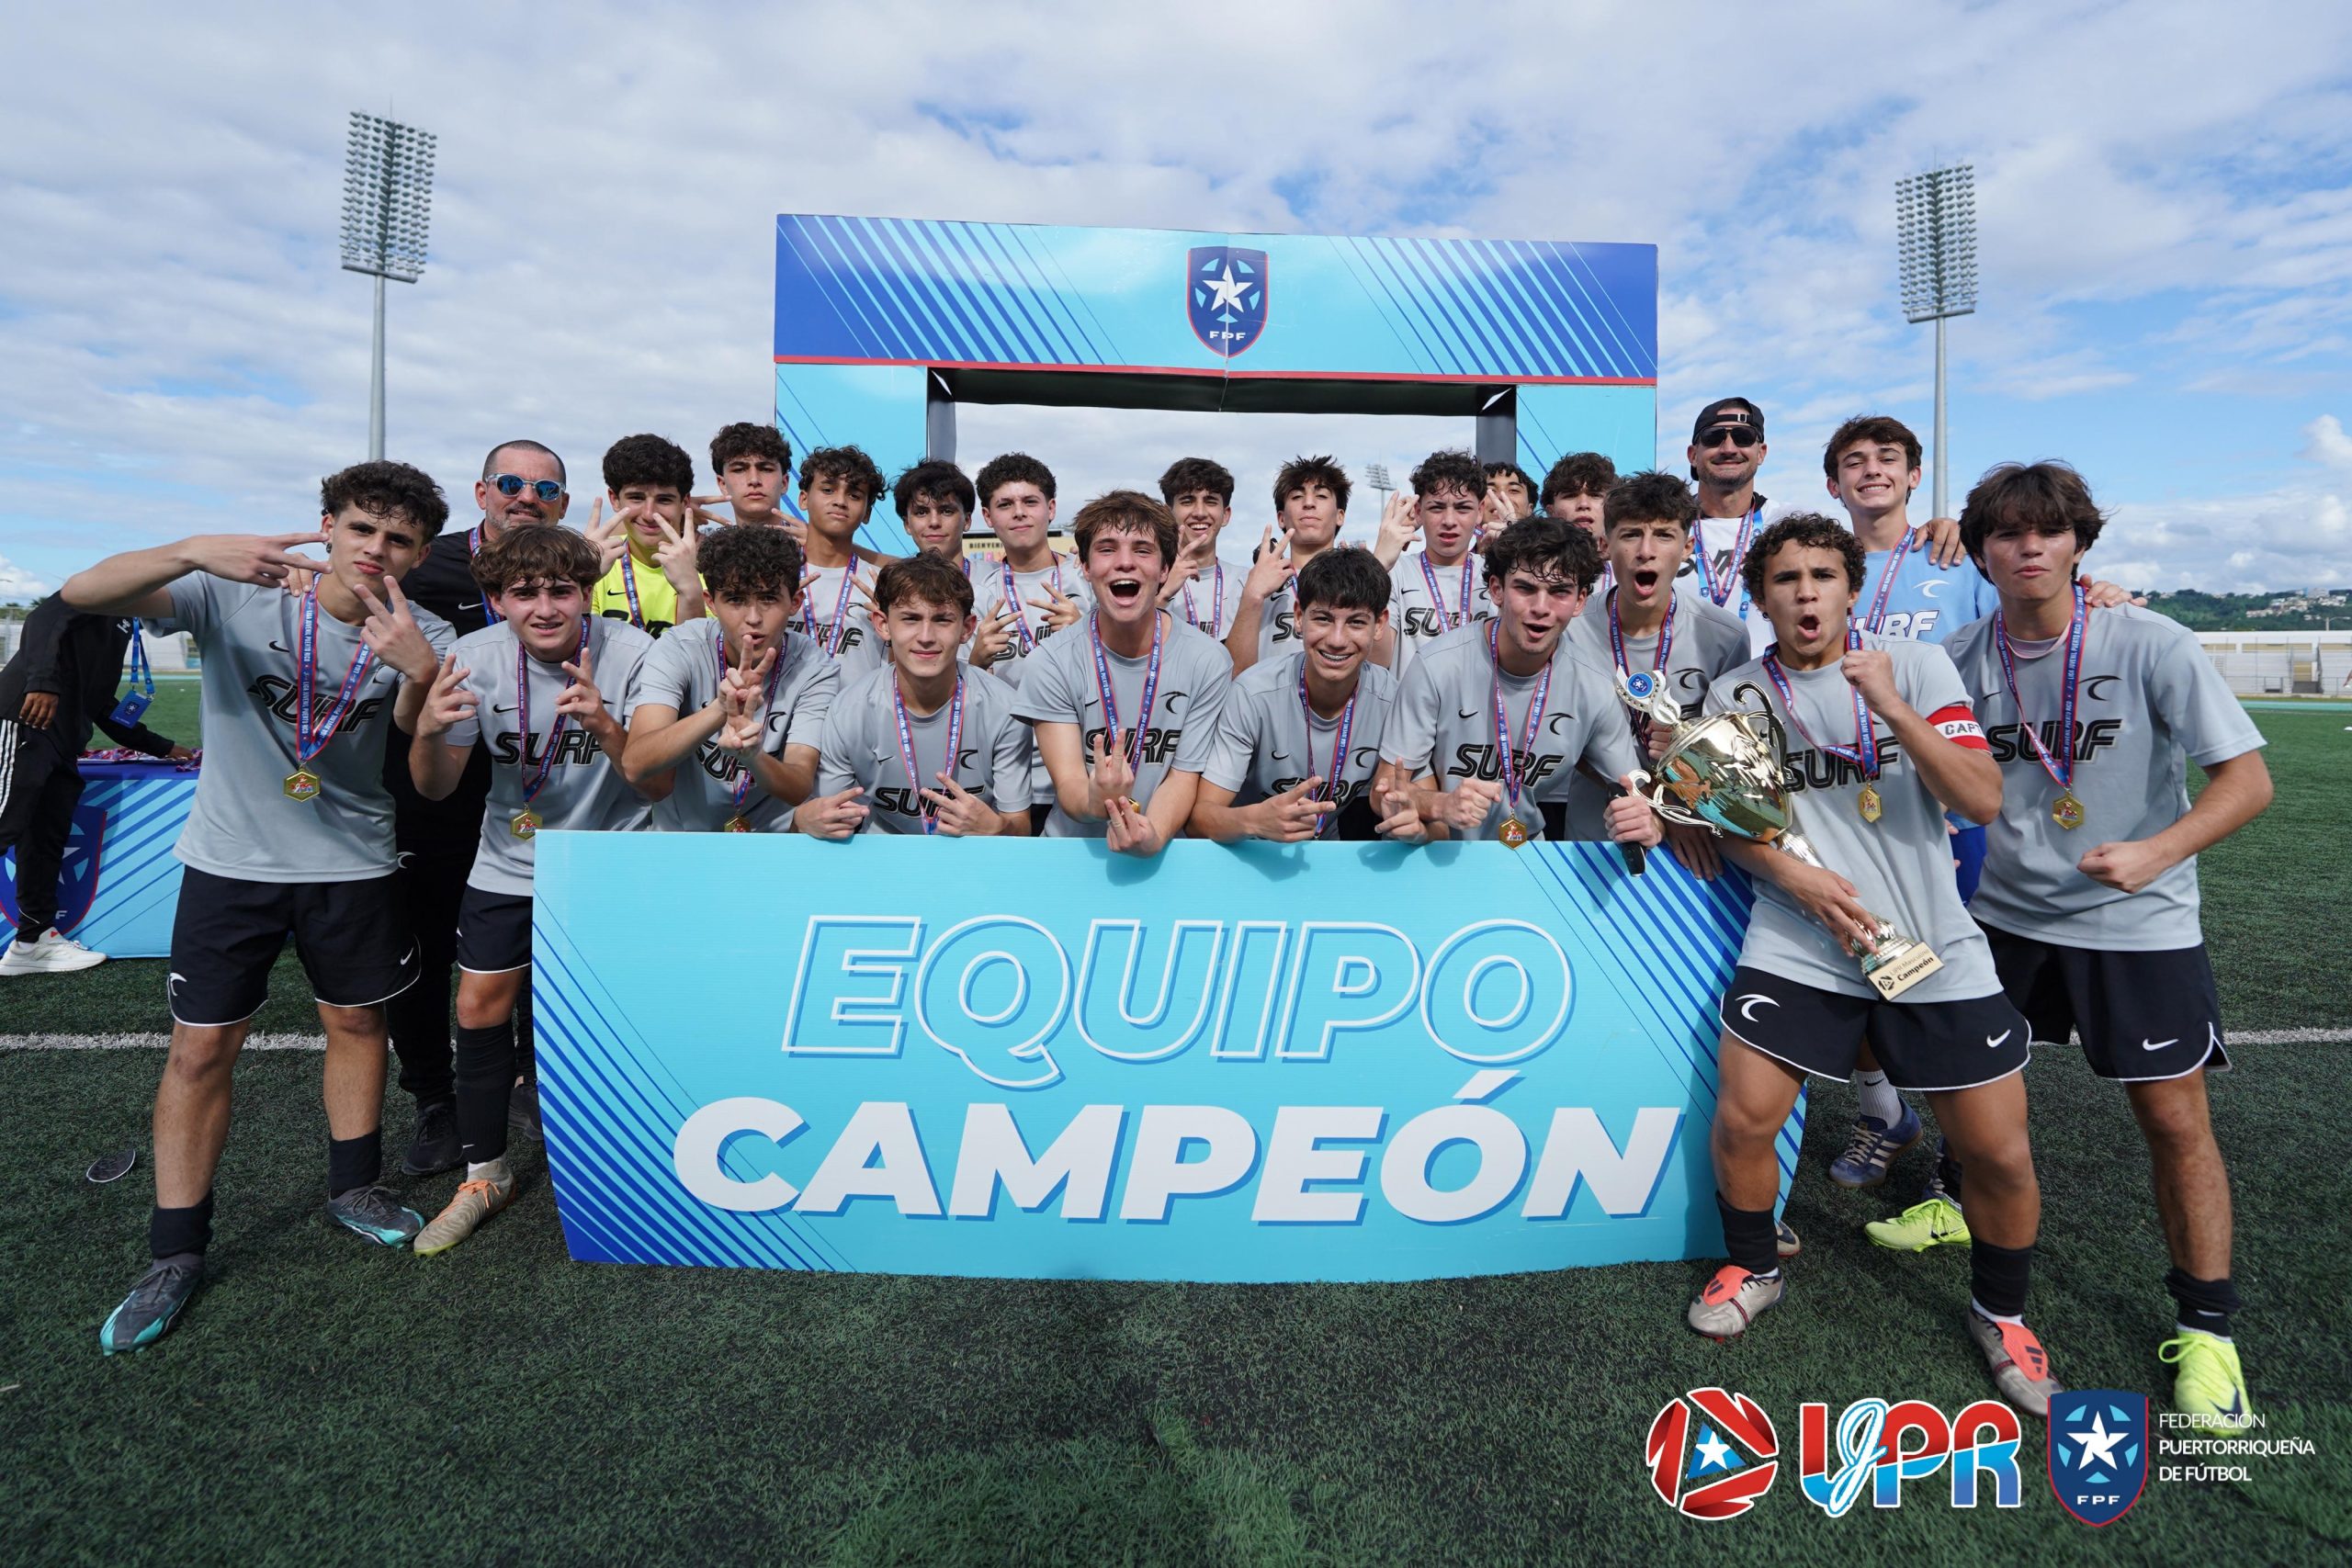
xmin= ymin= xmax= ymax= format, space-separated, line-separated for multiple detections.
xmin=1895 ymin=163 xmax=1976 ymax=520
xmin=340 ymin=111 xmax=436 ymax=461
xmin=1363 ymin=462 xmax=1395 ymax=501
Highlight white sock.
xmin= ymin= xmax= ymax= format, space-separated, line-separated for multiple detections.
xmin=466 ymin=1158 xmax=508 ymax=1182
xmin=1854 ymin=1070 xmax=1902 ymax=1125
xmin=1972 ymin=1297 xmax=2022 ymax=1326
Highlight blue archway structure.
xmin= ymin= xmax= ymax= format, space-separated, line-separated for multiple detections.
xmin=772 ymin=216 xmax=1657 ymax=552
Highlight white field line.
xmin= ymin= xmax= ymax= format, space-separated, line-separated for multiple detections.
xmin=4 ymin=1027 xmax=2349 ymax=1053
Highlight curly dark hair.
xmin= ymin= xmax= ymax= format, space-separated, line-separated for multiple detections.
xmin=1272 ymin=455 xmax=1351 ymax=515
xmin=1071 ymin=490 xmax=1178 ymax=567
xmin=699 ymin=524 xmax=805 ymax=601
xmin=1485 ymin=461 xmax=1537 ymax=502
xmin=1295 ymin=546 xmax=1392 ymax=616
xmin=1539 ymin=451 xmax=1618 ymax=507
xmin=709 ymin=422 xmax=790 ymax=480
xmin=1410 ymin=449 xmax=1487 ymax=502
xmin=976 ymin=451 xmax=1057 ymax=508
xmin=1483 ymin=515 xmax=1603 ymax=594
xmin=798 ymin=445 xmax=886 ymax=505
xmin=1823 ymin=414 xmax=1922 ymax=483
xmin=470 ymin=522 xmax=601 ymax=594
xmin=1960 ymin=461 xmax=2109 ymax=564
xmin=601 ymin=434 xmax=695 ymax=497
xmin=320 ymin=460 xmax=449 ymax=540
xmin=1602 ymin=470 xmax=1701 ymax=534
xmin=874 ymin=551 xmax=977 ymax=617
xmin=1741 ymin=512 xmax=1867 ymax=603
xmin=1158 ymin=456 xmax=1235 ymax=506
xmin=892 ymin=459 xmax=977 ymax=521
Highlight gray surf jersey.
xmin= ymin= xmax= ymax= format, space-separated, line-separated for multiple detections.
xmin=1385 ymin=550 xmax=1496 ymax=677
xmin=1192 ymin=649 xmax=1396 ymax=818
xmin=1170 ymin=559 xmax=1247 ymax=643
xmin=816 ymin=664 xmax=1035 ymax=834
xmin=1703 ymin=634 xmax=1998 ymax=1001
xmin=1012 ymin=614 xmax=1233 ymax=838
xmin=970 ymin=555 xmax=1093 ymax=799
xmin=1556 ymin=591 xmax=1750 ymax=839
xmin=630 ymin=619 xmax=840 ymax=832
xmin=1380 ymin=621 xmax=1639 ymax=844
xmin=154 ymin=575 xmax=453 ymax=882
xmin=1944 ymin=604 xmax=2264 ymax=951
xmin=797 ymin=562 xmax=883 ymax=680
xmin=446 ymin=618 xmax=654 ymax=895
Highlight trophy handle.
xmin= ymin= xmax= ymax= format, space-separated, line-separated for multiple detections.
xmin=1623 ymin=767 xmax=1715 ymax=832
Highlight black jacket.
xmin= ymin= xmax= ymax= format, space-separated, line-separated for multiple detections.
xmin=0 ymin=596 xmax=177 ymax=756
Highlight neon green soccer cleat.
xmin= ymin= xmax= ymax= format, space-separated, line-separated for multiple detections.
xmin=2160 ymin=1330 xmax=2254 ymax=1429
xmin=1865 ymin=1194 xmax=1971 ymax=1252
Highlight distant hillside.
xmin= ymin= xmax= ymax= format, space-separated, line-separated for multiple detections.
xmin=2143 ymin=590 xmax=2352 ymax=632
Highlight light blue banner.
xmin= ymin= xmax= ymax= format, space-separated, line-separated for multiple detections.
xmin=531 ymin=835 xmax=1798 ymax=1282
xmin=0 ymin=761 xmax=192 ymax=960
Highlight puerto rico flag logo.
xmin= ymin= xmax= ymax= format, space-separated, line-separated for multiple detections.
xmin=1646 ymin=1388 xmax=1779 ymax=1519
xmin=0 ymin=798 xmax=107 ymax=935
xmin=2048 ymin=1390 xmax=2149 ymax=1527
xmin=1187 ymin=246 xmax=1269 ymax=358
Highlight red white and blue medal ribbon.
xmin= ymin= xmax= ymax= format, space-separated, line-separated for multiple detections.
xmin=1860 ymin=527 xmax=1917 ymax=634
xmin=515 ymin=617 xmax=593 ymax=817
xmin=1090 ymin=610 xmax=1164 ymax=776
xmin=1763 ymin=627 xmax=1882 ymax=817
xmin=1419 ymin=552 xmax=1476 ymax=631
xmin=1182 ymin=562 xmax=1226 ymax=637
xmin=470 ymin=525 xmax=502 ymax=624
xmin=1996 ymin=584 xmax=2089 ymax=829
xmin=714 ymin=629 xmax=786 ymax=810
xmin=1487 ymin=620 xmax=1552 ymax=840
xmin=617 ymin=551 xmax=649 ymax=629
xmin=292 ymin=587 xmax=378 ymax=773
xmin=1696 ymin=504 xmax=1759 ymax=619
xmin=801 ymin=566 xmax=857 ymax=657
xmin=893 ymin=674 xmax=967 ymax=836
xmin=1001 ymin=557 xmax=1069 ymax=655
xmin=1607 ymin=591 xmax=1676 ymax=680
xmin=1297 ymin=662 xmax=1359 ymax=839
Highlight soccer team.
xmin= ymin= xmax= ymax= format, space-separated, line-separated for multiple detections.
xmin=27 ymin=397 xmax=2267 ymax=1431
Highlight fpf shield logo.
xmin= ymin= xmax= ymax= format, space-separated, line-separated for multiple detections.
xmin=2048 ymin=1390 xmax=2149 ymax=1527
xmin=1645 ymin=1388 xmax=1778 ymax=1519
xmin=1187 ymin=246 xmax=1268 ymax=358
xmin=0 ymin=798 xmax=107 ymax=935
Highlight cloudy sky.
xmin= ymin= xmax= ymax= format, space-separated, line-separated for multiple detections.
xmin=5 ymin=2 xmax=2349 ymax=599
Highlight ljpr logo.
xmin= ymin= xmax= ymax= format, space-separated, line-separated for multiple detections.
xmin=1798 ymin=1398 xmax=2025 ymax=1515
xmin=1645 ymin=1389 xmax=1778 ymax=1519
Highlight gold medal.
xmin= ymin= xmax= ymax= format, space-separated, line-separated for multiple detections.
xmin=511 ymin=809 xmax=540 ymax=840
xmin=723 ymin=815 xmax=753 ymax=834
xmin=283 ymin=769 xmax=321 ymax=802
xmin=1498 ymin=815 xmax=1530 ymax=850
xmin=2052 ymin=791 xmax=2085 ymax=831
xmin=1857 ymin=784 xmax=1883 ymax=824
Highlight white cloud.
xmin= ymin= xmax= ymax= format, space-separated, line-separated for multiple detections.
xmin=0 ymin=555 xmax=53 ymax=602
xmin=2302 ymin=413 xmax=2352 ymax=470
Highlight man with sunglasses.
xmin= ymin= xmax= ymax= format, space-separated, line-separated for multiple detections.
xmin=382 ymin=440 xmax=568 ymax=1175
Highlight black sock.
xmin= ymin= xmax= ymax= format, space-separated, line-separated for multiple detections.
xmin=17 ymin=918 xmax=48 ymax=944
xmin=1934 ymin=1137 xmax=1965 ymax=1208
xmin=328 ymin=1130 xmax=382 ymax=1197
xmin=2165 ymin=1267 xmax=2240 ymax=1338
xmin=1970 ymin=1238 xmax=2034 ymax=1320
xmin=1716 ymin=1192 xmax=1780 ymax=1277
xmin=512 ymin=990 xmax=535 ymax=1080
xmin=150 ymin=1190 xmax=215 ymax=1260
xmin=455 ymin=1020 xmax=516 ymax=1165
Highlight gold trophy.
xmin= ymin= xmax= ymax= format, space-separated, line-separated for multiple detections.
xmin=1619 ymin=672 xmax=1943 ymax=1000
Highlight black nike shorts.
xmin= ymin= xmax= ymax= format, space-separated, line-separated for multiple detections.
xmin=1718 ymin=965 xmax=2031 ymax=1093
xmin=1978 ymin=923 xmax=2231 ymax=1082
xmin=167 ymin=868 xmax=417 ymax=1026
xmin=455 ymin=886 xmax=534 ymax=976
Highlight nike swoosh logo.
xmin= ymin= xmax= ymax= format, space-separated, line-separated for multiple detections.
xmin=492 ymin=704 xmax=517 ymax=715
xmin=399 ymin=946 xmax=416 ymax=966
xmin=1985 ymin=1030 xmax=2011 ymax=1048
xmin=459 ymin=600 xmax=484 ymax=610
xmin=2142 ymin=1037 xmax=2178 ymax=1052
xmin=1457 ymin=707 xmax=1483 ymax=721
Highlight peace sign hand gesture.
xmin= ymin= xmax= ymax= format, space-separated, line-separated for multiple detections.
xmin=416 ymin=652 xmax=477 ymax=739
xmin=354 ymin=575 xmax=439 ymax=682
xmin=1031 ymin=581 xmax=1082 ymax=633
xmin=1243 ymin=522 xmax=1293 ymax=600
xmin=582 ymin=499 xmax=633 ymax=573
xmin=921 ymin=772 xmax=999 ymax=837
xmin=1254 ymin=776 xmax=1334 ymax=842
xmin=1088 ymin=728 xmax=1136 ymax=815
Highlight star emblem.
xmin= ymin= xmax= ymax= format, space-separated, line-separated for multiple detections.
xmin=2068 ymin=1410 xmax=2127 ymax=1471
xmin=1203 ymin=263 xmax=1251 ymax=315
xmin=1690 ymin=1427 xmax=1736 ymax=1473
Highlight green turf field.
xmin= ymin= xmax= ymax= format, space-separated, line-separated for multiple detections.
xmin=3 ymin=706 xmax=2347 ymax=1562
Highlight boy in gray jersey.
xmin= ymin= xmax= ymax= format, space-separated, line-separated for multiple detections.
xmin=1685 ymin=513 xmax=2060 ymax=1416
xmin=1931 ymin=463 xmax=2267 ymax=1427
xmin=1374 ymin=515 xmax=1657 ymax=852
xmin=1561 ymin=471 xmax=1748 ymax=846
xmin=63 ymin=462 xmax=457 ymax=1352
xmin=800 ymin=555 xmax=1034 ymax=838
xmin=1182 ymin=547 xmax=1421 ymax=843
xmin=1015 ymin=490 xmax=1233 ymax=852
xmin=1229 ymin=455 xmax=1348 ymax=673
xmin=1158 ymin=457 xmax=1247 ymax=641
xmin=1374 ymin=450 xmax=1498 ymax=678
xmin=405 ymin=526 xmax=657 ymax=1257
xmin=793 ymin=446 xmax=888 ymax=675
xmin=625 ymin=526 xmax=838 ymax=831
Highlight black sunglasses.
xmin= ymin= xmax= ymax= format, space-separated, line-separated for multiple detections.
xmin=489 ymin=473 xmax=566 ymax=501
xmin=1698 ymin=428 xmax=1759 ymax=449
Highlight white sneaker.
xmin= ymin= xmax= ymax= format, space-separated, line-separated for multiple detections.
xmin=0 ymin=929 xmax=108 ymax=976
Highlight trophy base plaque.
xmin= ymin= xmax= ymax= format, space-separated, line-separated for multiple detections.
xmin=1860 ymin=937 xmax=1943 ymax=1000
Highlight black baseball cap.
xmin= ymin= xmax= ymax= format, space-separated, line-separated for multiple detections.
xmin=1691 ymin=398 xmax=1765 ymax=442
